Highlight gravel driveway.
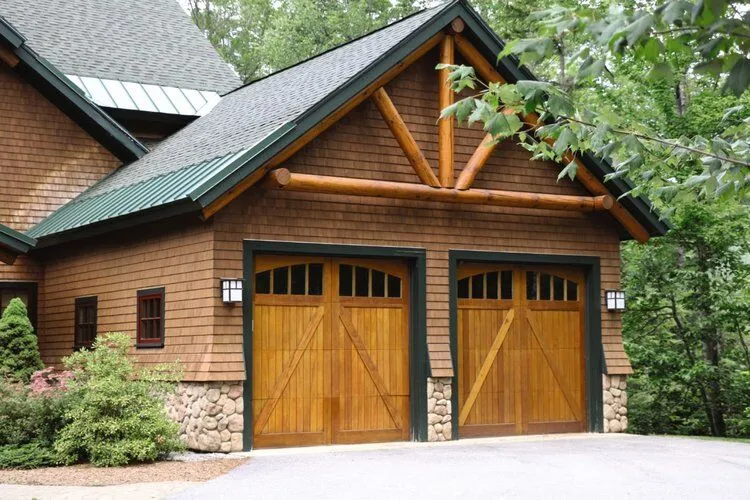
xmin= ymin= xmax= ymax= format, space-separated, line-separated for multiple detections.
xmin=172 ymin=434 xmax=750 ymax=500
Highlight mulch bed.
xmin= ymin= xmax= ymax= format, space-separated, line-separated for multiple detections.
xmin=0 ymin=458 xmax=248 ymax=486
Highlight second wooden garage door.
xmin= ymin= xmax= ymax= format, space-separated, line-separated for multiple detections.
xmin=457 ymin=264 xmax=586 ymax=437
xmin=252 ymin=256 xmax=410 ymax=448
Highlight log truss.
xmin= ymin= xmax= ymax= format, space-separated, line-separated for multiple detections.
xmin=259 ymin=18 xmax=650 ymax=237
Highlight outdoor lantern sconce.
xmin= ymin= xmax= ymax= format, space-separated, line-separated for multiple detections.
xmin=221 ymin=279 xmax=243 ymax=304
xmin=606 ymin=290 xmax=626 ymax=311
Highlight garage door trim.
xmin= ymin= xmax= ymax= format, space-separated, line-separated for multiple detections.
xmin=448 ymin=250 xmax=604 ymax=439
xmin=242 ymin=240 xmax=428 ymax=450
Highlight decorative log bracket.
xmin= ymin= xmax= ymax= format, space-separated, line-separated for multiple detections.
xmin=264 ymin=168 xmax=613 ymax=212
xmin=254 ymin=18 xmax=649 ymax=240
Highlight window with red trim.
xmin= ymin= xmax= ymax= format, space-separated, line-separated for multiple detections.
xmin=137 ymin=288 xmax=165 ymax=347
xmin=74 ymin=296 xmax=97 ymax=349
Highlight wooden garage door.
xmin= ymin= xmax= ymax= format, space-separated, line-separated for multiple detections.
xmin=457 ymin=264 xmax=586 ymax=437
xmin=252 ymin=256 xmax=410 ymax=448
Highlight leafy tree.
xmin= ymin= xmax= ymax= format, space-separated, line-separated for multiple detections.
xmin=0 ymin=298 xmax=43 ymax=382
xmin=440 ymin=0 xmax=749 ymax=204
xmin=623 ymin=202 xmax=750 ymax=436
xmin=188 ymin=0 xmax=425 ymax=81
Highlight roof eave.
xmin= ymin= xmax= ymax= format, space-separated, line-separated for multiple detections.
xmin=31 ymin=198 xmax=200 ymax=250
xmin=0 ymin=223 xmax=36 ymax=263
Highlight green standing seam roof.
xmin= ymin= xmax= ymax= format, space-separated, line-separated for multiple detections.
xmin=0 ymin=223 xmax=36 ymax=254
xmin=26 ymin=149 xmax=251 ymax=238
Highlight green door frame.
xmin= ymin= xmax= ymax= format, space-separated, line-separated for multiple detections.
xmin=448 ymin=250 xmax=605 ymax=438
xmin=242 ymin=240 xmax=429 ymax=450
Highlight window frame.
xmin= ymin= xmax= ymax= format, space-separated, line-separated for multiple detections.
xmin=136 ymin=287 xmax=165 ymax=348
xmin=0 ymin=281 xmax=38 ymax=328
xmin=74 ymin=296 xmax=98 ymax=349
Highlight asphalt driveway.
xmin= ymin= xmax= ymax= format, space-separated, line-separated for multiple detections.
xmin=172 ymin=434 xmax=750 ymax=500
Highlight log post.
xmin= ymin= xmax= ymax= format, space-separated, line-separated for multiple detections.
xmin=456 ymin=133 xmax=496 ymax=190
xmin=453 ymin=34 xmax=651 ymax=242
xmin=371 ymin=87 xmax=441 ymax=188
xmin=264 ymin=168 xmax=614 ymax=212
xmin=438 ymin=35 xmax=455 ymax=187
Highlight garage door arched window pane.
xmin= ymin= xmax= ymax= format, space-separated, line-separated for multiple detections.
xmin=256 ymin=264 xmax=324 ymax=296
xmin=339 ymin=264 xmax=401 ymax=298
xmin=526 ymin=271 xmax=580 ymax=302
xmin=458 ymin=271 xmax=512 ymax=300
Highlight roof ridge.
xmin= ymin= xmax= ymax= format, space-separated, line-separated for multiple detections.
xmin=222 ymin=1 xmax=457 ymax=98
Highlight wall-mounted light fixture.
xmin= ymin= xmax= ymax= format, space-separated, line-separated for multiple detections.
xmin=605 ymin=290 xmax=626 ymax=311
xmin=220 ymin=279 xmax=243 ymax=304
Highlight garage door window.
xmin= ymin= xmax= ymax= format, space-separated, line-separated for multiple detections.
xmin=255 ymin=263 xmax=324 ymax=296
xmin=526 ymin=272 xmax=578 ymax=302
xmin=339 ymin=264 xmax=401 ymax=298
xmin=457 ymin=271 xmax=512 ymax=300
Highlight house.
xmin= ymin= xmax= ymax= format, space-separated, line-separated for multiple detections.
xmin=0 ymin=0 xmax=667 ymax=451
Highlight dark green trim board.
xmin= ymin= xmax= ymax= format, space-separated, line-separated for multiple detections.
xmin=447 ymin=250 xmax=605 ymax=438
xmin=0 ymin=223 xmax=36 ymax=255
xmin=242 ymin=240 xmax=429 ymax=450
xmin=0 ymin=16 xmax=147 ymax=163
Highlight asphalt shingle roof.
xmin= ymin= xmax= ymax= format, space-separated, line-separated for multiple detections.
xmin=27 ymin=3 xmax=448 ymax=239
xmin=0 ymin=0 xmax=240 ymax=93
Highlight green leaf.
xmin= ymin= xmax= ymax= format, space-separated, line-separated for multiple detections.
xmin=557 ymin=160 xmax=578 ymax=181
xmin=547 ymin=93 xmax=576 ymax=117
xmin=553 ymin=127 xmax=578 ymax=156
xmin=722 ymin=58 xmax=750 ymax=97
xmin=624 ymin=14 xmax=654 ymax=46
xmin=646 ymin=62 xmax=675 ymax=82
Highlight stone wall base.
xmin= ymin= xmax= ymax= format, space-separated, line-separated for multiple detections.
xmin=427 ymin=377 xmax=453 ymax=441
xmin=603 ymin=374 xmax=628 ymax=432
xmin=167 ymin=382 xmax=244 ymax=452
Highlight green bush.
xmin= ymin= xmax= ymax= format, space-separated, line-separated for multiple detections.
xmin=0 ymin=379 xmax=69 ymax=448
xmin=0 ymin=298 xmax=43 ymax=382
xmin=0 ymin=443 xmax=59 ymax=469
xmin=54 ymin=333 xmax=183 ymax=467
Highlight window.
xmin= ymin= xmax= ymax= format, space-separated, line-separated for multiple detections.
xmin=0 ymin=282 xmax=37 ymax=327
xmin=457 ymin=271 xmax=513 ymax=300
xmin=137 ymin=288 xmax=165 ymax=347
xmin=339 ymin=264 xmax=401 ymax=298
xmin=526 ymin=272 xmax=579 ymax=302
xmin=74 ymin=296 xmax=97 ymax=349
xmin=255 ymin=263 xmax=324 ymax=296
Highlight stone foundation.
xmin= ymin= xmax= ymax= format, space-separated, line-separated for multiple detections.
xmin=167 ymin=382 xmax=244 ymax=452
xmin=603 ymin=374 xmax=628 ymax=433
xmin=427 ymin=377 xmax=453 ymax=441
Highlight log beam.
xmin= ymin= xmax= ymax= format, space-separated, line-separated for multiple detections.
xmin=453 ymin=34 xmax=651 ymax=242
xmin=371 ymin=87 xmax=441 ymax=188
xmin=264 ymin=168 xmax=614 ymax=212
xmin=438 ymin=35 xmax=455 ymax=187
xmin=0 ymin=44 xmax=20 ymax=68
xmin=456 ymin=133 xmax=496 ymax=190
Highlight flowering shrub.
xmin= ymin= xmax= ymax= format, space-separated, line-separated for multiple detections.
xmin=29 ymin=368 xmax=74 ymax=395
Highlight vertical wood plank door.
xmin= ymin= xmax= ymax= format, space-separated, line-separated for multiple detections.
xmin=457 ymin=264 xmax=586 ymax=437
xmin=252 ymin=256 xmax=410 ymax=448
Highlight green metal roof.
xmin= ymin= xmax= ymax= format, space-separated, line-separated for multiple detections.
xmin=0 ymin=223 xmax=36 ymax=255
xmin=26 ymin=148 xmax=253 ymax=239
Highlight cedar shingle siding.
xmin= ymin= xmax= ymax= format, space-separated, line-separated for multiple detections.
xmin=212 ymin=53 xmax=632 ymax=376
xmin=28 ymin=51 xmax=632 ymax=380
xmin=0 ymin=65 xmax=120 ymax=232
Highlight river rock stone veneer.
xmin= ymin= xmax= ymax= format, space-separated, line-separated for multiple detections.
xmin=167 ymin=382 xmax=244 ymax=452
xmin=427 ymin=377 xmax=453 ymax=442
xmin=603 ymin=374 xmax=628 ymax=433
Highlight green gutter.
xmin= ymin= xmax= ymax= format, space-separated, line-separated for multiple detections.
xmin=0 ymin=223 xmax=36 ymax=254
xmin=0 ymin=17 xmax=147 ymax=163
